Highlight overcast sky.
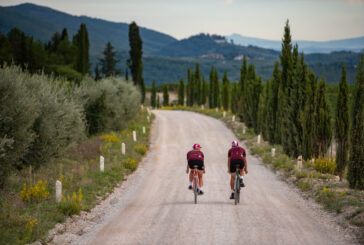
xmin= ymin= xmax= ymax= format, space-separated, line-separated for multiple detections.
xmin=1 ymin=0 xmax=364 ymax=41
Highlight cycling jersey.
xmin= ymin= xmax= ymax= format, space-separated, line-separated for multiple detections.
xmin=228 ymin=146 xmax=246 ymax=161
xmin=187 ymin=150 xmax=204 ymax=162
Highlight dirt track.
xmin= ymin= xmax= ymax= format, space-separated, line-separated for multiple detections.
xmin=72 ymin=110 xmax=355 ymax=245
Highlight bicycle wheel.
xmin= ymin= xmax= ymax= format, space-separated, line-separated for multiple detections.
xmin=234 ymin=174 xmax=240 ymax=205
xmin=194 ymin=175 xmax=198 ymax=204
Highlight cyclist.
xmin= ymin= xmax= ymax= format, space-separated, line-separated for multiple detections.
xmin=228 ymin=140 xmax=248 ymax=199
xmin=186 ymin=143 xmax=205 ymax=195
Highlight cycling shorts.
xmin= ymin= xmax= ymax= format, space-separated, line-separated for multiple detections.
xmin=230 ymin=159 xmax=245 ymax=173
xmin=188 ymin=160 xmax=204 ymax=171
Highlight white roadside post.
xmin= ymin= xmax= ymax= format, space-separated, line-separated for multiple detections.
xmin=257 ymin=134 xmax=261 ymax=144
xmin=271 ymin=148 xmax=276 ymax=157
xmin=201 ymin=105 xmax=204 ymax=110
xmin=297 ymin=155 xmax=303 ymax=170
xmin=56 ymin=180 xmax=62 ymax=203
xmin=121 ymin=142 xmax=126 ymax=155
xmin=100 ymin=156 xmax=104 ymax=172
xmin=147 ymin=116 xmax=150 ymax=122
xmin=223 ymin=111 xmax=226 ymax=118
xmin=243 ymin=126 xmax=246 ymax=134
xmin=216 ymin=108 xmax=218 ymax=112
xmin=133 ymin=130 xmax=137 ymax=142
xmin=232 ymin=115 xmax=235 ymax=122
xmin=142 ymin=126 xmax=146 ymax=134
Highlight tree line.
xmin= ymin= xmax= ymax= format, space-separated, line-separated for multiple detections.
xmin=0 ymin=22 xmax=145 ymax=102
xmin=151 ymin=21 xmax=363 ymax=189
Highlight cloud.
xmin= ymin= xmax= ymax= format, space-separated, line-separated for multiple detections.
xmin=346 ymin=0 xmax=364 ymax=5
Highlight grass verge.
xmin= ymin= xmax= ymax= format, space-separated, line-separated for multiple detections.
xmin=0 ymin=109 xmax=154 ymax=244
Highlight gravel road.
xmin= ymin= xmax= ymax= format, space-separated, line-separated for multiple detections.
xmin=68 ymin=110 xmax=355 ymax=245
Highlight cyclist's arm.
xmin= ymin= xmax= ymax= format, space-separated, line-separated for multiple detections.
xmin=244 ymin=157 xmax=248 ymax=173
xmin=227 ymin=157 xmax=231 ymax=173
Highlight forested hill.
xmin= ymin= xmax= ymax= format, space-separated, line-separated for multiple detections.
xmin=0 ymin=3 xmax=177 ymax=56
xmin=155 ymin=33 xmax=279 ymax=60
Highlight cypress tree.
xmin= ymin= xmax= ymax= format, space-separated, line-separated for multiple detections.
xmin=178 ymin=78 xmax=185 ymax=106
xmin=238 ymin=57 xmax=248 ymax=122
xmin=157 ymin=95 xmax=160 ymax=108
xmin=348 ymin=56 xmax=364 ymax=189
xmin=74 ymin=23 xmax=90 ymax=75
xmin=335 ymin=65 xmax=350 ymax=179
xmin=302 ymin=72 xmax=317 ymax=160
xmin=231 ymin=83 xmax=239 ymax=115
xmin=194 ymin=63 xmax=201 ymax=105
xmin=128 ymin=21 xmax=145 ymax=102
xmin=280 ymin=20 xmax=292 ymax=90
xmin=315 ymin=75 xmax=332 ymax=157
xmin=99 ymin=41 xmax=121 ymax=77
xmin=222 ymin=71 xmax=230 ymax=110
xmin=270 ymin=62 xmax=281 ymax=143
xmin=201 ymin=76 xmax=208 ymax=105
xmin=215 ymin=68 xmax=220 ymax=108
xmin=151 ymin=80 xmax=157 ymax=108
xmin=209 ymin=66 xmax=215 ymax=108
xmin=187 ymin=68 xmax=192 ymax=106
xmin=163 ymin=84 xmax=169 ymax=106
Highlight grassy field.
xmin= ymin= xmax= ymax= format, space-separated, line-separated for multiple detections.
xmin=162 ymin=105 xmax=364 ymax=241
xmin=0 ymin=109 xmax=153 ymax=245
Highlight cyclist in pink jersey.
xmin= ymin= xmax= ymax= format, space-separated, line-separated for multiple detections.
xmin=228 ymin=140 xmax=248 ymax=199
xmin=186 ymin=143 xmax=205 ymax=195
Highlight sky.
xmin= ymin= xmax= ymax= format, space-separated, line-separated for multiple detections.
xmin=1 ymin=0 xmax=364 ymax=41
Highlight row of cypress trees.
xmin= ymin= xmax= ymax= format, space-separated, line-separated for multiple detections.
xmin=171 ymin=20 xmax=363 ymax=189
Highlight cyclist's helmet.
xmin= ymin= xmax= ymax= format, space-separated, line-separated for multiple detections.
xmin=232 ymin=140 xmax=239 ymax=147
xmin=193 ymin=143 xmax=202 ymax=150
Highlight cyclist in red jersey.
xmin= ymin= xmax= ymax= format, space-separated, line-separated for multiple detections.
xmin=228 ymin=140 xmax=248 ymax=199
xmin=186 ymin=143 xmax=205 ymax=195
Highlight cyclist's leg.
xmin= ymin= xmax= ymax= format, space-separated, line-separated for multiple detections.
xmin=230 ymin=173 xmax=235 ymax=190
xmin=198 ymin=171 xmax=203 ymax=188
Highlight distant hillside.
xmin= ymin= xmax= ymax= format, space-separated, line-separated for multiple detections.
xmin=227 ymin=33 xmax=364 ymax=54
xmin=155 ymin=33 xmax=279 ymax=60
xmin=0 ymin=3 xmax=177 ymax=56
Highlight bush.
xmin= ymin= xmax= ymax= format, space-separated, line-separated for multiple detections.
xmin=124 ymin=158 xmax=137 ymax=171
xmin=75 ymin=76 xmax=141 ymax=135
xmin=57 ymin=188 xmax=84 ymax=216
xmin=20 ymin=179 xmax=50 ymax=202
xmin=134 ymin=144 xmax=147 ymax=155
xmin=313 ymin=157 xmax=336 ymax=174
xmin=0 ymin=66 xmax=40 ymax=186
xmin=0 ymin=66 xmax=85 ymax=183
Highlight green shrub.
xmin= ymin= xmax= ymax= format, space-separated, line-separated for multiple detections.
xmin=57 ymin=188 xmax=84 ymax=216
xmin=75 ymin=77 xmax=141 ymax=135
xmin=21 ymin=73 xmax=85 ymax=167
xmin=124 ymin=158 xmax=137 ymax=171
xmin=312 ymin=157 xmax=336 ymax=174
xmin=134 ymin=144 xmax=147 ymax=155
xmin=0 ymin=66 xmax=39 ymax=185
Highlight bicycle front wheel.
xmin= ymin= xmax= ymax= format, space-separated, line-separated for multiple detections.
xmin=194 ymin=175 xmax=198 ymax=204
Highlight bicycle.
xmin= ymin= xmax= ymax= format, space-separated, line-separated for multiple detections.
xmin=191 ymin=165 xmax=199 ymax=204
xmin=234 ymin=164 xmax=242 ymax=205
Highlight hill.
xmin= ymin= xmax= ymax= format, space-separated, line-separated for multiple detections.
xmin=0 ymin=3 xmax=177 ymax=56
xmin=227 ymin=33 xmax=364 ymax=54
xmin=155 ymin=33 xmax=279 ymax=60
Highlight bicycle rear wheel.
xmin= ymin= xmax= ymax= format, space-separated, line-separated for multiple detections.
xmin=234 ymin=175 xmax=240 ymax=205
xmin=194 ymin=175 xmax=198 ymax=204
